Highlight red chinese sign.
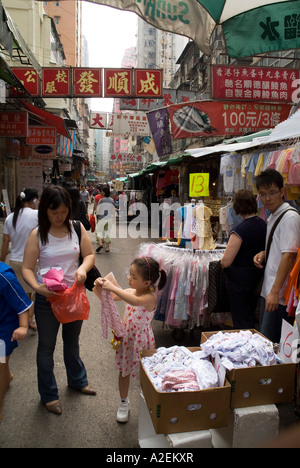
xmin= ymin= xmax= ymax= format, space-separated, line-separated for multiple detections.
xmin=11 ymin=67 xmax=40 ymax=96
xmin=134 ymin=69 xmax=162 ymax=97
xmin=168 ymin=101 xmax=291 ymax=139
xmin=212 ymin=65 xmax=299 ymax=103
xmin=26 ymin=126 xmax=57 ymax=145
xmin=42 ymin=67 xmax=71 ymax=97
xmin=104 ymin=68 xmax=133 ymax=97
xmin=0 ymin=112 xmax=28 ymax=137
xmin=73 ymin=68 xmax=102 ymax=97
xmin=111 ymin=153 xmax=143 ymax=163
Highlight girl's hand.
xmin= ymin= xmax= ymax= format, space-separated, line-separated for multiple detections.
xmin=11 ymin=327 xmax=28 ymax=342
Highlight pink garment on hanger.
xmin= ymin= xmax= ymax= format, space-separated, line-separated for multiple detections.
xmin=43 ymin=268 xmax=68 ymax=291
xmin=100 ymin=289 xmax=125 ymax=339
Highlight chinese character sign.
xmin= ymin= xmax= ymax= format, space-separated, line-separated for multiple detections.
xmin=212 ymin=65 xmax=300 ymax=103
xmin=26 ymin=126 xmax=57 ymax=145
xmin=0 ymin=112 xmax=28 ymax=137
xmin=168 ymin=101 xmax=291 ymax=139
xmin=42 ymin=68 xmax=71 ymax=97
xmin=90 ymin=112 xmax=108 ymax=129
xmin=73 ymin=68 xmax=102 ymax=97
xmin=104 ymin=69 xmax=133 ymax=97
xmin=112 ymin=112 xmax=150 ymax=136
xmin=11 ymin=68 xmax=40 ymax=96
xmin=147 ymin=108 xmax=172 ymax=157
xmin=134 ymin=69 xmax=162 ymax=98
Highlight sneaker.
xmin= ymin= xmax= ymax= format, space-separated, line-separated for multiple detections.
xmin=117 ymin=401 xmax=129 ymax=423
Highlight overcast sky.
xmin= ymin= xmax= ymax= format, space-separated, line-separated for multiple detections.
xmin=82 ymin=2 xmax=137 ymax=112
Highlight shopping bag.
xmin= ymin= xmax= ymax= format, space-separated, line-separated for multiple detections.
xmin=47 ymin=282 xmax=90 ymax=324
xmin=89 ymin=214 xmax=96 ymax=233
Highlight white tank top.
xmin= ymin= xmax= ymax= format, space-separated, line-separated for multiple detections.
xmin=37 ymin=224 xmax=80 ymax=287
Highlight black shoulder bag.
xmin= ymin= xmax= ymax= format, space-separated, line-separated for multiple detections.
xmin=73 ymin=220 xmax=101 ymax=291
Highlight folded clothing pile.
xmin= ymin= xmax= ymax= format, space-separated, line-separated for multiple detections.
xmin=198 ymin=330 xmax=277 ymax=371
xmin=141 ymin=346 xmax=219 ymax=392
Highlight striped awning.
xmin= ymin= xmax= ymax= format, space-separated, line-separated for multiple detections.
xmin=57 ymin=129 xmax=76 ymax=157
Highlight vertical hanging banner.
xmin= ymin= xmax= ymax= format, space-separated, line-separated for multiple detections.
xmin=42 ymin=67 xmax=71 ymax=97
xmin=146 ymin=108 xmax=172 ymax=157
xmin=104 ymin=68 xmax=133 ymax=97
xmin=134 ymin=69 xmax=163 ymax=98
xmin=72 ymin=68 xmax=102 ymax=97
xmin=11 ymin=68 xmax=40 ymax=96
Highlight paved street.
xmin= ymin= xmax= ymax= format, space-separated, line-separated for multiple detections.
xmin=0 ymin=220 xmax=200 ymax=448
xmin=0 ymin=219 xmax=298 ymax=448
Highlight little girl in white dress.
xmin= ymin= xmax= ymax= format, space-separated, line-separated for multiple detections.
xmin=94 ymin=256 xmax=167 ymax=423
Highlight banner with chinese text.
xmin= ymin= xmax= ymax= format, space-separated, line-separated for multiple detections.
xmin=42 ymin=67 xmax=71 ymax=97
xmin=147 ymin=108 xmax=172 ymax=157
xmin=73 ymin=68 xmax=102 ymax=97
xmin=134 ymin=69 xmax=162 ymax=98
xmin=26 ymin=126 xmax=57 ymax=145
xmin=168 ymin=101 xmax=291 ymax=139
xmin=0 ymin=111 xmax=28 ymax=137
xmin=11 ymin=68 xmax=40 ymax=97
xmin=212 ymin=65 xmax=300 ymax=103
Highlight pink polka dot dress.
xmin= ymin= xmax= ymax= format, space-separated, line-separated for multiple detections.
xmin=116 ymin=303 xmax=155 ymax=378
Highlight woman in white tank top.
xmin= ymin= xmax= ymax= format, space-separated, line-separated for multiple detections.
xmin=22 ymin=186 xmax=96 ymax=415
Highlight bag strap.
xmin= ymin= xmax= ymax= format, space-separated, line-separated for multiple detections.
xmin=265 ymin=209 xmax=299 ymax=262
xmin=72 ymin=220 xmax=83 ymax=264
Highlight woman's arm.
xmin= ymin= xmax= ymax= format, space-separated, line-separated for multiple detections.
xmin=0 ymin=234 xmax=10 ymax=262
xmin=75 ymin=223 xmax=95 ymax=284
xmin=220 ymin=233 xmax=242 ymax=269
xmin=22 ymin=230 xmax=55 ymax=297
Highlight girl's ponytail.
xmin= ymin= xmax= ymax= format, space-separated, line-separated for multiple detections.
xmin=157 ymin=268 xmax=167 ymax=291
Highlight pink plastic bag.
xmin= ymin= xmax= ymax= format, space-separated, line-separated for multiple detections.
xmin=47 ymin=282 xmax=90 ymax=324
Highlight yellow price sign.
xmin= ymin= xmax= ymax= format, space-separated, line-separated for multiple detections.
xmin=189 ymin=173 xmax=209 ymax=197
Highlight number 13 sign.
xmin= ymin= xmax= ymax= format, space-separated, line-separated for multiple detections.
xmin=189 ymin=173 xmax=210 ymax=197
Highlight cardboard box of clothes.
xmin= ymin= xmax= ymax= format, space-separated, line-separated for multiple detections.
xmin=200 ymin=330 xmax=296 ymax=409
xmin=140 ymin=347 xmax=231 ymax=435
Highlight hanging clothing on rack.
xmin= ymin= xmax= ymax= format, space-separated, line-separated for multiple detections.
xmin=139 ymin=243 xmax=228 ymax=330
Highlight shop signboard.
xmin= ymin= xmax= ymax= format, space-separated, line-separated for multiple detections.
xmin=72 ymin=68 xmax=102 ymax=97
xmin=42 ymin=67 xmax=71 ymax=97
xmin=110 ymin=153 xmax=143 ymax=163
xmin=189 ymin=173 xmax=210 ymax=197
xmin=134 ymin=69 xmax=162 ymax=98
xmin=11 ymin=67 xmax=40 ymax=97
xmin=112 ymin=112 xmax=150 ymax=136
xmin=90 ymin=112 xmax=108 ymax=129
xmin=103 ymin=68 xmax=133 ymax=97
xmin=0 ymin=111 xmax=28 ymax=137
xmin=168 ymin=101 xmax=291 ymax=139
xmin=211 ymin=65 xmax=299 ymax=103
xmin=26 ymin=126 xmax=57 ymax=145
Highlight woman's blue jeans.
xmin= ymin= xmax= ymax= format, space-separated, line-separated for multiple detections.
xmin=34 ymin=294 xmax=88 ymax=404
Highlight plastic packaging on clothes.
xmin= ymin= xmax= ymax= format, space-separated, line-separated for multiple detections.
xmin=198 ymin=330 xmax=277 ymax=371
xmin=141 ymin=345 xmax=218 ymax=392
xmin=42 ymin=267 xmax=68 ymax=291
xmin=47 ymin=282 xmax=90 ymax=324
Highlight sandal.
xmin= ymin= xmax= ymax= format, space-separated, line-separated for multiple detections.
xmin=96 ymin=245 xmax=103 ymax=253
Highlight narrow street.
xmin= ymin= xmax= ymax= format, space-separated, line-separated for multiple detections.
xmin=0 ymin=221 xmax=201 ymax=448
